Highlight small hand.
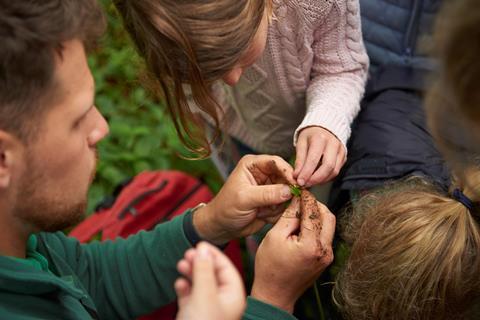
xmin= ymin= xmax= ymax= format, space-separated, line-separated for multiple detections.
xmin=194 ymin=155 xmax=296 ymax=244
xmin=251 ymin=191 xmax=336 ymax=313
xmin=175 ymin=242 xmax=246 ymax=320
xmin=294 ymin=126 xmax=346 ymax=187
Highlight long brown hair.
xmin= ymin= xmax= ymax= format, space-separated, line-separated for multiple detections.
xmin=113 ymin=0 xmax=268 ymax=156
xmin=333 ymin=173 xmax=480 ymax=319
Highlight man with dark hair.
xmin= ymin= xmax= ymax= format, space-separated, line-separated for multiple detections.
xmin=0 ymin=1 xmax=335 ymax=319
xmin=0 ymin=0 xmax=105 ymax=141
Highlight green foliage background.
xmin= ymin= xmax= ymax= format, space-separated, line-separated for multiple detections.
xmin=87 ymin=0 xmax=222 ymax=213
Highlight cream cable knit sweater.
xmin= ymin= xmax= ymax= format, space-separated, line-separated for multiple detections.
xmin=211 ymin=0 xmax=369 ymax=158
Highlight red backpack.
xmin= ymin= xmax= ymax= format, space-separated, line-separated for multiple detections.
xmin=69 ymin=171 xmax=244 ymax=319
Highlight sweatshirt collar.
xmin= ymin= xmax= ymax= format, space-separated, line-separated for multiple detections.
xmin=0 ymin=236 xmax=85 ymax=299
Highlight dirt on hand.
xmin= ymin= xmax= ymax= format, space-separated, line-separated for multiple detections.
xmin=299 ymin=189 xmax=323 ymax=235
xmin=248 ymin=159 xmax=292 ymax=186
xmin=282 ymin=189 xmax=324 ymax=236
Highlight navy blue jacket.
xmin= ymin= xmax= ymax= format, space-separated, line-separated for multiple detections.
xmin=338 ymin=66 xmax=450 ymax=190
xmin=329 ymin=64 xmax=451 ymax=211
xmin=329 ymin=0 xmax=449 ymax=210
xmin=360 ymin=0 xmax=442 ymax=73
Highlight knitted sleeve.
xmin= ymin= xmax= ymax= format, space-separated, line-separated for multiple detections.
xmin=294 ymin=0 xmax=369 ymax=150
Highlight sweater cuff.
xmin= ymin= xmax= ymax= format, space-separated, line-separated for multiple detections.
xmin=182 ymin=210 xmax=229 ymax=250
xmin=294 ymin=110 xmax=350 ymax=153
xmin=243 ymin=297 xmax=297 ymax=320
xmin=183 ymin=209 xmax=204 ymax=247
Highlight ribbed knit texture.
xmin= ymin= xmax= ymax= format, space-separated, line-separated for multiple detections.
xmin=215 ymin=0 xmax=369 ymax=158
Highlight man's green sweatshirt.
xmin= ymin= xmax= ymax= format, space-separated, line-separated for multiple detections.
xmin=0 ymin=213 xmax=295 ymax=320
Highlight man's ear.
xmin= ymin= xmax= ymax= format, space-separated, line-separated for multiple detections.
xmin=0 ymin=131 xmax=23 ymax=189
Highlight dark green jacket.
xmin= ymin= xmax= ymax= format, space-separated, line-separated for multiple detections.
xmin=0 ymin=213 xmax=295 ymax=320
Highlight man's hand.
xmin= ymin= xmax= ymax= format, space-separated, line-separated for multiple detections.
xmin=294 ymin=126 xmax=346 ymax=187
xmin=193 ymin=155 xmax=296 ymax=245
xmin=250 ymin=191 xmax=336 ymax=313
xmin=175 ymin=242 xmax=246 ymax=320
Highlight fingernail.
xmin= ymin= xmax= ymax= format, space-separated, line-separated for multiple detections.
xmin=282 ymin=186 xmax=292 ymax=199
xmin=198 ymin=244 xmax=210 ymax=260
xmin=298 ymin=178 xmax=305 ymax=186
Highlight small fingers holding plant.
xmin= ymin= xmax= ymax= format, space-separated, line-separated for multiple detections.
xmin=296 ymin=136 xmax=325 ymax=187
xmin=295 ymin=127 xmax=346 ymax=187
xmin=306 ymin=141 xmax=340 ymax=186
xmin=294 ymin=135 xmax=308 ymax=178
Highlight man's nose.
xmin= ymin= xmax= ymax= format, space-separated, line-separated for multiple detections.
xmin=87 ymin=107 xmax=109 ymax=147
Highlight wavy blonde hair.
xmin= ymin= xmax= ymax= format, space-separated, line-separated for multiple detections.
xmin=113 ymin=0 xmax=271 ymax=157
xmin=333 ymin=172 xmax=480 ymax=319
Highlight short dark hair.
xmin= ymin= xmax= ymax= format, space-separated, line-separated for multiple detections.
xmin=0 ymin=0 xmax=105 ymax=141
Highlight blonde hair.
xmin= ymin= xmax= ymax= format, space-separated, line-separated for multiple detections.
xmin=333 ymin=172 xmax=480 ymax=319
xmin=425 ymin=0 xmax=480 ymax=167
xmin=334 ymin=1 xmax=480 ymax=317
xmin=113 ymin=0 xmax=270 ymax=157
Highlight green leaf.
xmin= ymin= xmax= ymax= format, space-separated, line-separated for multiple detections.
xmin=290 ymin=184 xmax=302 ymax=197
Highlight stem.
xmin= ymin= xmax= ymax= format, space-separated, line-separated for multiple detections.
xmin=314 ymin=282 xmax=325 ymax=320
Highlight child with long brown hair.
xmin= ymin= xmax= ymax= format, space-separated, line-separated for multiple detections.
xmin=113 ymin=0 xmax=369 ymax=187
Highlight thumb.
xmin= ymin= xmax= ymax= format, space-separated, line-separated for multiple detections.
xmin=271 ymin=197 xmax=301 ymax=238
xmin=191 ymin=243 xmax=217 ymax=297
xmin=245 ymin=184 xmax=292 ymax=208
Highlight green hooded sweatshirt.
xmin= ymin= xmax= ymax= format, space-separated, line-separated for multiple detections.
xmin=0 ymin=212 xmax=295 ymax=320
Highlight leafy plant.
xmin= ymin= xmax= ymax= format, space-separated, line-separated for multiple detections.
xmin=290 ymin=184 xmax=302 ymax=197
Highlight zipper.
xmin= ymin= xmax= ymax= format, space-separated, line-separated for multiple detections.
xmin=151 ymin=180 xmax=205 ymax=228
xmin=403 ymin=0 xmax=423 ymax=59
xmin=117 ymin=179 xmax=206 ymax=225
xmin=118 ymin=180 xmax=168 ymax=219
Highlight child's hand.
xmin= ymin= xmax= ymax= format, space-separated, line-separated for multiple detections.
xmin=294 ymin=126 xmax=346 ymax=187
xmin=175 ymin=242 xmax=246 ymax=320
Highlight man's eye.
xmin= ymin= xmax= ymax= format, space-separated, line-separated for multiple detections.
xmin=73 ymin=106 xmax=93 ymax=128
xmin=73 ymin=118 xmax=82 ymax=128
